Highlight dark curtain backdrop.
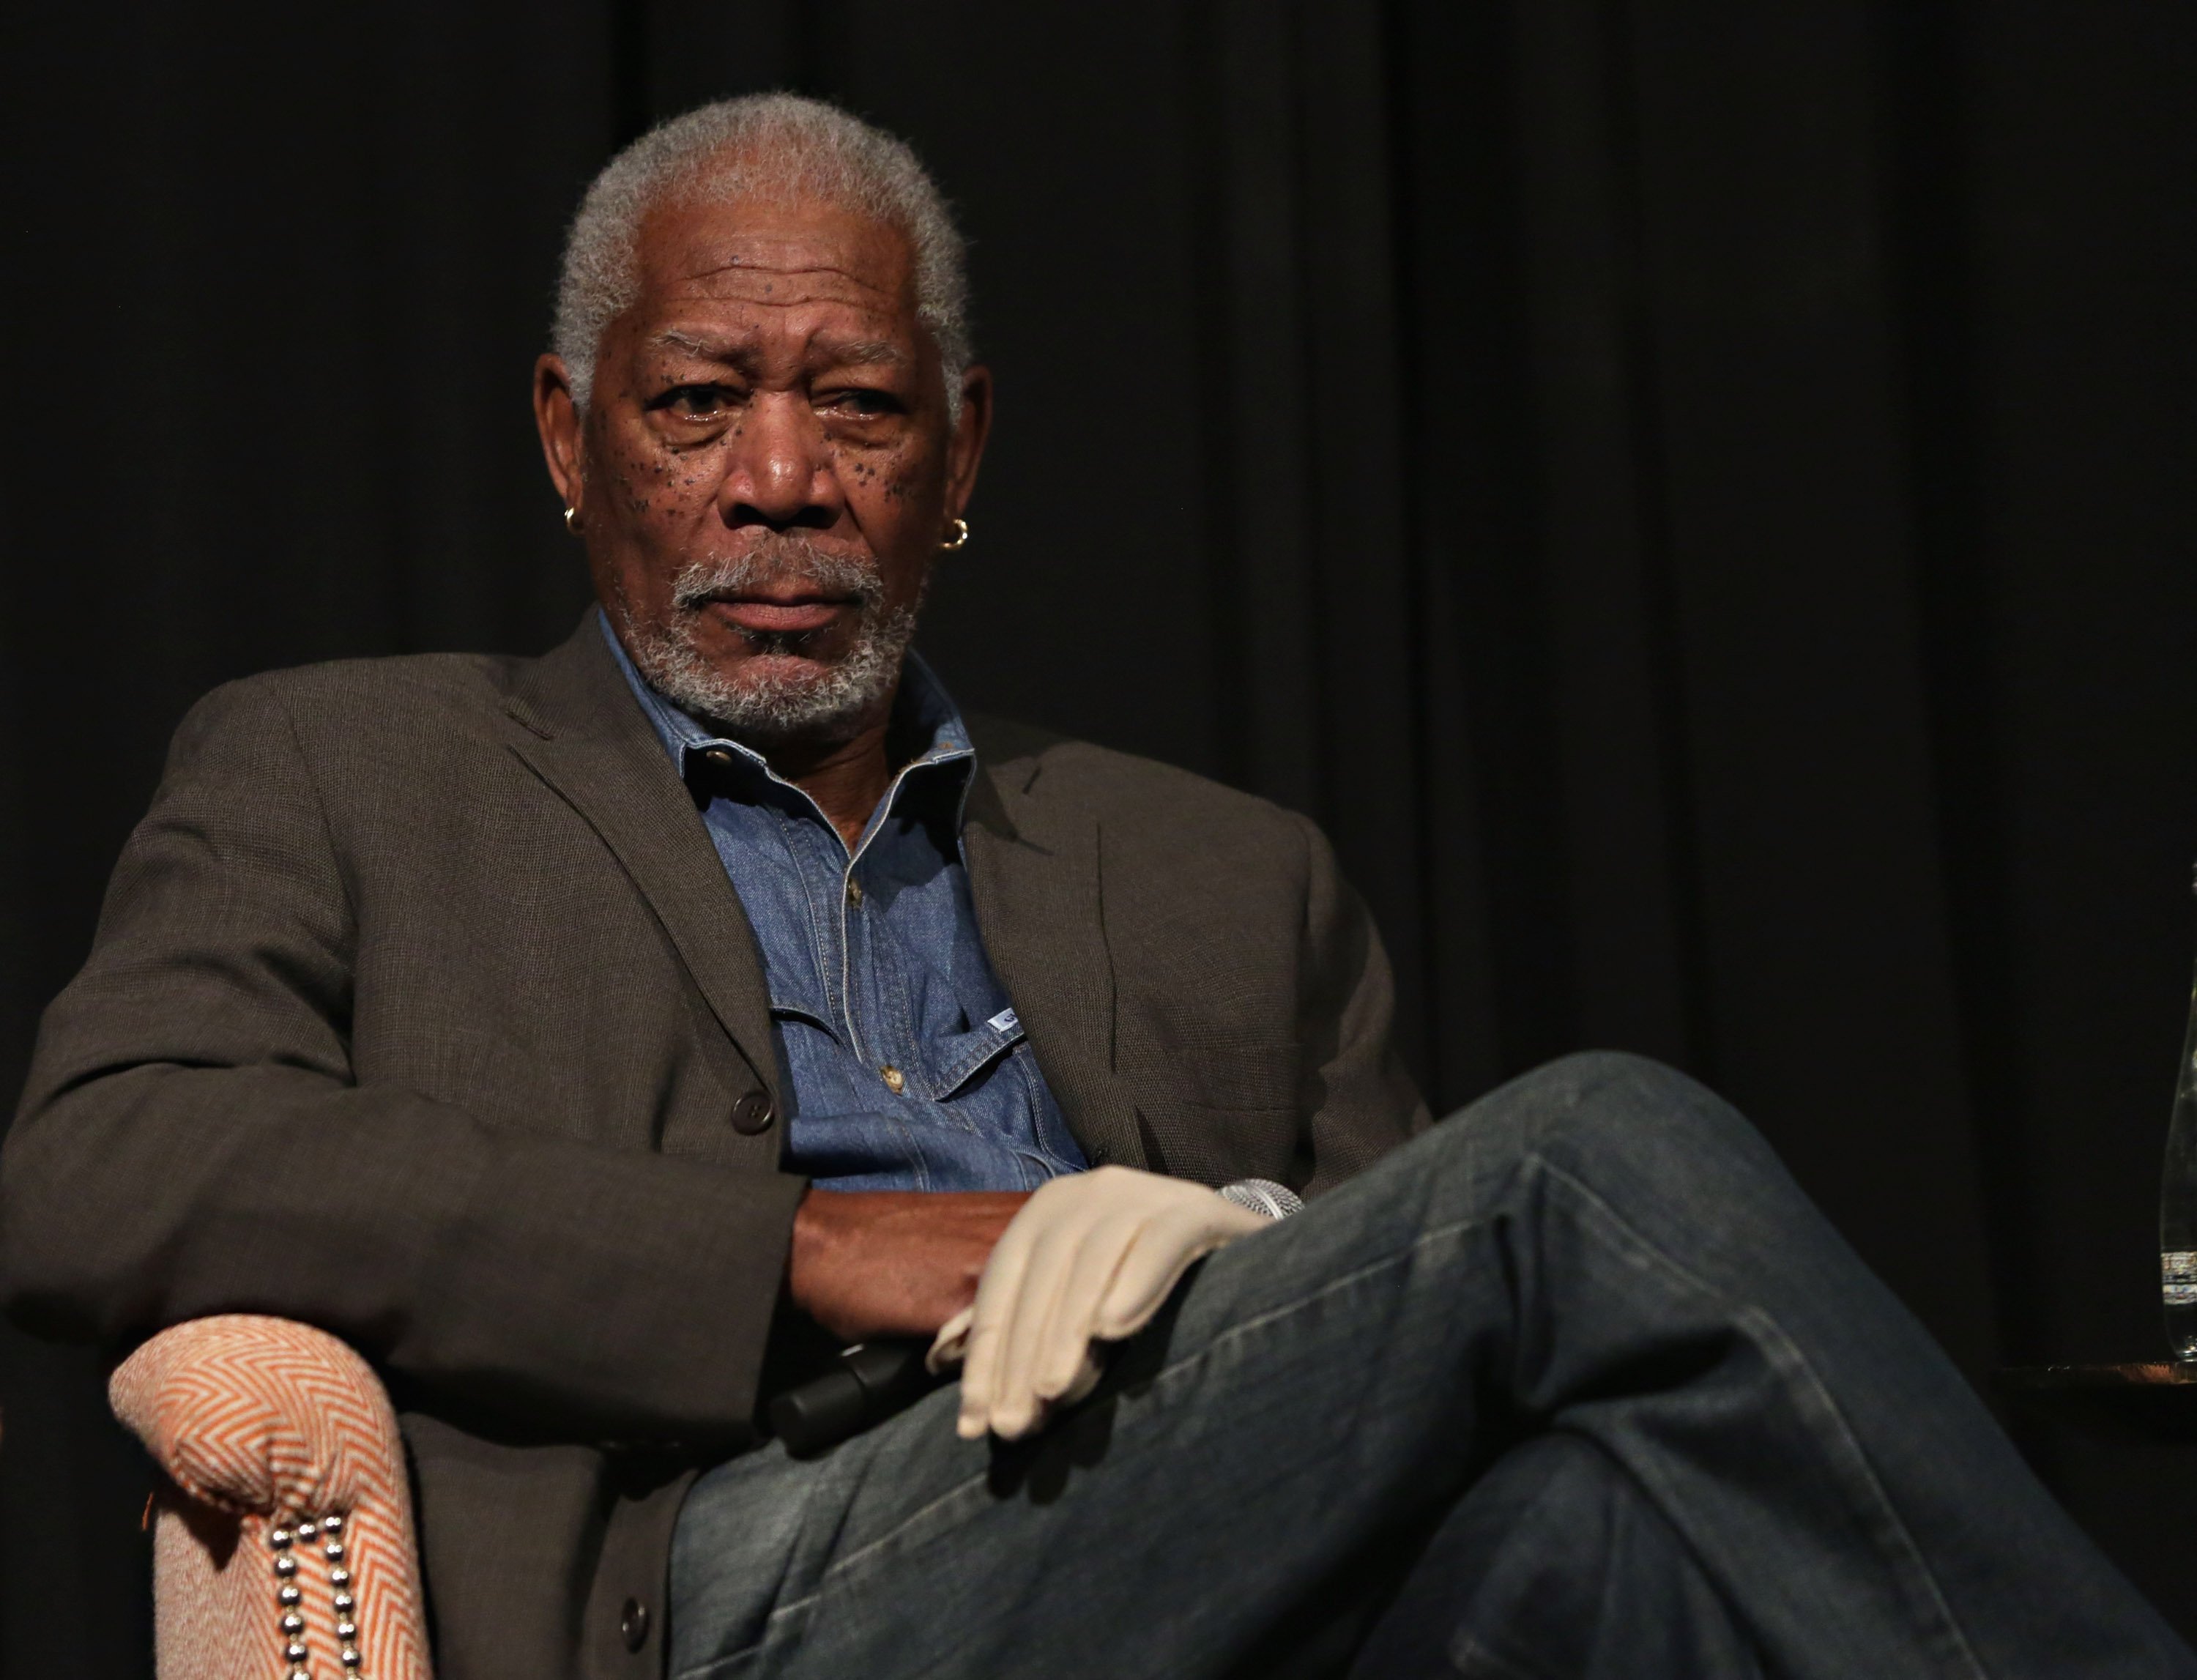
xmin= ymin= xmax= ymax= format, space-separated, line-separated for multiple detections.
xmin=3 ymin=1 xmax=2193 ymax=1671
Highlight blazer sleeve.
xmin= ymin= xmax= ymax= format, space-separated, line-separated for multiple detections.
xmin=1290 ymin=812 xmax=1434 ymax=1195
xmin=0 ymin=677 xmax=804 ymax=1451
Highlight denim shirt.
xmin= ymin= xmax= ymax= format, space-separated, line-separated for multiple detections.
xmin=606 ymin=620 xmax=1090 ymax=1192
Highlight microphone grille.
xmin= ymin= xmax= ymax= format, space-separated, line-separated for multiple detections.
xmin=1218 ymin=1178 xmax=1305 ymax=1221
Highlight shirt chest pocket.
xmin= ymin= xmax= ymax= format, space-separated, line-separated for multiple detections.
xmin=926 ymin=1006 xmax=1029 ymax=1102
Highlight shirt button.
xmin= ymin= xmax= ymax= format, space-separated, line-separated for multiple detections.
xmin=698 ymin=746 xmax=736 ymax=776
xmin=880 ymin=1065 xmax=905 ymax=1095
xmin=730 ymin=1091 xmax=776 ymax=1134
xmin=846 ymin=878 xmax=864 ymax=907
xmin=620 ymin=1597 xmax=650 ymax=1652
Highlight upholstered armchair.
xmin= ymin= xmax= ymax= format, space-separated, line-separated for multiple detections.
xmin=108 ymin=1316 xmax=433 ymax=1680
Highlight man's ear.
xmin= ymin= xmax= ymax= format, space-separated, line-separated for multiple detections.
xmin=534 ymin=353 xmax=585 ymax=516
xmin=945 ymin=363 xmax=994 ymax=519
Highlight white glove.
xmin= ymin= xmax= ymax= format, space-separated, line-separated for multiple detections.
xmin=931 ymin=1165 xmax=1273 ymax=1441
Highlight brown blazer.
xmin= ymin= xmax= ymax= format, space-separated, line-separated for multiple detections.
xmin=0 ymin=611 xmax=1427 ymax=1679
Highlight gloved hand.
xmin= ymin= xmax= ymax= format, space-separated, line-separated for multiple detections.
xmin=929 ymin=1165 xmax=1273 ymax=1440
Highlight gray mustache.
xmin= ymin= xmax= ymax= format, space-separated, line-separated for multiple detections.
xmin=669 ymin=540 xmax=886 ymax=611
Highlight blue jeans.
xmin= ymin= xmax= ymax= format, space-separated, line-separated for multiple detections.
xmin=669 ymin=1053 xmax=2193 ymax=1679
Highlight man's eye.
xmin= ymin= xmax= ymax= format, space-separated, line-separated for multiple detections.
xmin=822 ymin=389 xmax=900 ymax=418
xmin=658 ymin=385 xmax=733 ymax=417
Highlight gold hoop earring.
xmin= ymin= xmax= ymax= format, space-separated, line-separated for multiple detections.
xmin=564 ymin=506 xmax=581 ymax=534
xmin=941 ymin=516 xmax=970 ymax=551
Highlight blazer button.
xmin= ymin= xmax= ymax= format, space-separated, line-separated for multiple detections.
xmin=731 ymin=1091 xmax=776 ymax=1134
xmin=620 ymin=1597 xmax=650 ymax=1652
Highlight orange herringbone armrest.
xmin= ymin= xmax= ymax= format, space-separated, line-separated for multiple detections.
xmin=110 ymin=1315 xmax=432 ymax=1680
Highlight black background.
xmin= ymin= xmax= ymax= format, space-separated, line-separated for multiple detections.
xmin=3 ymin=1 xmax=2194 ymax=1671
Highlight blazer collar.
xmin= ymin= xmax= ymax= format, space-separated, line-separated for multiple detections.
xmin=505 ymin=609 xmax=780 ymax=1104
xmin=960 ymin=744 xmax=1148 ymax=1172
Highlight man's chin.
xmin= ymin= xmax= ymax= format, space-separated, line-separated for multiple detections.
xmin=673 ymin=653 xmax=892 ymax=744
xmin=720 ymin=649 xmax=841 ymax=688
xmin=618 ymin=596 xmax=917 ymax=746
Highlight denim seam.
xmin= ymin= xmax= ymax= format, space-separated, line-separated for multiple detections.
xmin=1534 ymin=1153 xmax=1990 ymax=1680
xmin=1448 ymin=1632 xmax=1557 ymax=1680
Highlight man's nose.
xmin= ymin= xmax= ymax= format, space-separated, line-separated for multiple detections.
xmin=718 ymin=392 xmax=840 ymax=531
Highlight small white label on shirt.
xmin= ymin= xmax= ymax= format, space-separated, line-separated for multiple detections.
xmin=987 ymin=1008 xmax=1021 ymax=1035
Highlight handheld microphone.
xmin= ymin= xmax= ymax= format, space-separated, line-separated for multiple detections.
xmin=769 ymin=1339 xmax=943 ymax=1457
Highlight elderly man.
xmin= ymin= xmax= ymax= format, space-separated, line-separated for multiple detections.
xmin=1 ymin=95 xmax=2186 ymax=1680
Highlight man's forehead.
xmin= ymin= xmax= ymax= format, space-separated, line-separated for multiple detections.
xmin=639 ymin=196 xmax=916 ymax=317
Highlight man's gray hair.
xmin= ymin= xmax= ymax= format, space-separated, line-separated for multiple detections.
xmin=553 ymin=93 xmax=972 ymax=416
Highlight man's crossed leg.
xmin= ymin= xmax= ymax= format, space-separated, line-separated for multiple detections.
xmin=670 ymin=1053 xmax=2191 ymax=1679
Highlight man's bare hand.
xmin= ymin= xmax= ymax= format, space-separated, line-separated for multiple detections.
xmin=788 ymin=1189 xmax=1030 ymax=1342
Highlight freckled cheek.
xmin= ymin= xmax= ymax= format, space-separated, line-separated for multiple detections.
xmin=837 ymin=441 xmax=934 ymax=509
xmin=881 ymin=464 xmax=929 ymax=505
xmin=607 ymin=452 xmax=646 ymax=518
xmin=614 ymin=439 xmax=734 ymax=522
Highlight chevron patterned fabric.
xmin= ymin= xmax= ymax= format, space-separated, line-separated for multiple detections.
xmin=110 ymin=1315 xmax=433 ymax=1680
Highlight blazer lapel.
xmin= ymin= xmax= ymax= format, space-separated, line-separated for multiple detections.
xmin=505 ymin=613 xmax=780 ymax=1107
xmin=962 ymin=762 xmax=1147 ymax=1171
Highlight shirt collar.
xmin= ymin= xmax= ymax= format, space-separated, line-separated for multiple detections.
xmin=598 ymin=609 xmax=975 ymax=817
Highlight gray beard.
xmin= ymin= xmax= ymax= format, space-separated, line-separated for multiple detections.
xmin=611 ymin=536 xmax=922 ymax=745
